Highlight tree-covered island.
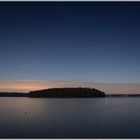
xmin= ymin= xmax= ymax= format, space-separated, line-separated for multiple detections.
xmin=28 ymin=87 xmax=105 ymax=98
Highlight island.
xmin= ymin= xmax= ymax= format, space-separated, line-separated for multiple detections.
xmin=0 ymin=87 xmax=105 ymax=98
xmin=28 ymin=87 xmax=105 ymax=98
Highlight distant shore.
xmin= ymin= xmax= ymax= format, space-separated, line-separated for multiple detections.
xmin=106 ymin=94 xmax=140 ymax=97
xmin=0 ymin=87 xmax=105 ymax=98
xmin=0 ymin=88 xmax=140 ymax=98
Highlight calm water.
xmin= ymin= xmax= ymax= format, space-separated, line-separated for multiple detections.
xmin=0 ymin=97 xmax=140 ymax=138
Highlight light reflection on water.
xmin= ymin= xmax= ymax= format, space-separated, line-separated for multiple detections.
xmin=0 ymin=97 xmax=140 ymax=138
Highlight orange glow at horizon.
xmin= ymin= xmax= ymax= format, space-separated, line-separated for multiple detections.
xmin=1 ymin=80 xmax=140 ymax=94
xmin=14 ymin=85 xmax=46 ymax=91
xmin=0 ymin=80 xmax=50 ymax=92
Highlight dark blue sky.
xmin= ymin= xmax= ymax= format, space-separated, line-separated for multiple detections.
xmin=0 ymin=2 xmax=140 ymax=83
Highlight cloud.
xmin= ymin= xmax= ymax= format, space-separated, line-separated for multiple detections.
xmin=0 ymin=80 xmax=140 ymax=94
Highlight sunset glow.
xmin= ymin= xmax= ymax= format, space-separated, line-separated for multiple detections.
xmin=0 ymin=80 xmax=48 ymax=92
xmin=0 ymin=80 xmax=140 ymax=94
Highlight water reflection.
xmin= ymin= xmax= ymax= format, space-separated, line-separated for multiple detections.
xmin=0 ymin=97 xmax=140 ymax=138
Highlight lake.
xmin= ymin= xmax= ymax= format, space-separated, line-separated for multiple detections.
xmin=0 ymin=97 xmax=140 ymax=138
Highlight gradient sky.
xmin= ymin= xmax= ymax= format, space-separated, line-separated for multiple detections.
xmin=0 ymin=2 xmax=140 ymax=93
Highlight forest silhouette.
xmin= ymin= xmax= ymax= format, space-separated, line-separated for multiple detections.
xmin=0 ymin=87 xmax=105 ymax=98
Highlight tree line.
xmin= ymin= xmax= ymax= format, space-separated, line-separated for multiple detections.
xmin=28 ymin=87 xmax=105 ymax=98
xmin=0 ymin=88 xmax=105 ymax=98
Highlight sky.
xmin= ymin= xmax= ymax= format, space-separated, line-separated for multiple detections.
xmin=0 ymin=2 xmax=140 ymax=93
